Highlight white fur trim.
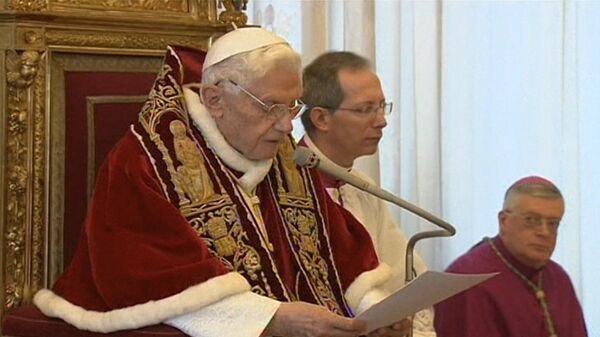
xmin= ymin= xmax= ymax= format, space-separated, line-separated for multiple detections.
xmin=345 ymin=263 xmax=392 ymax=313
xmin=355 ymin=288 xmax=389 ymax=316
xmin=183 ymin=87 xmax=272 ymax=192
xmin=34 ymin=272 xmax=250 ymax=333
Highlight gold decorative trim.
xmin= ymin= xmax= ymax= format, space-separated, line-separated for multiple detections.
xmin=85 ymin=95 xmax=147 ymax=201
xmin=46 ymin=30 xmax=208 ymax=52
xmin=6 ymin=0 xmax=219 ymax=18
xmin=24 ymin=30 xmax=43 ymax=45
xmin=52 ymin=0 xmax=189 ymax=12
xmin=169 ymin=119 xmax=217 ymax=205
xmin=0 ymin=49 xmax=6 ymax=319
xmin=271 ymin=155 xmax=346 ymax=315
xmin=218 ymin=0 xmax=248 ymax=26
xmin=3 ymin=49 xmax=44 ymax=311
xmin=30 ymin=50 xmax=46 ymax=303
xmin=7 ymin=0 xmax=48 ymax=11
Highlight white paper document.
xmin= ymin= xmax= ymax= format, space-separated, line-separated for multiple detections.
xmin=356 ymin=271 xmax=497 ymax=333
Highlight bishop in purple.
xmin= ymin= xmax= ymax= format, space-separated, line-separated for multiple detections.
xmin=434 ymin=176 xmax=587 ymax=337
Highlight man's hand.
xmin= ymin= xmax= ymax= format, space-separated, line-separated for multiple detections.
xmin=261 ymin=301 xmax=367 ymax=337
xmin=366 ymin=318 xmax=412 ymax=337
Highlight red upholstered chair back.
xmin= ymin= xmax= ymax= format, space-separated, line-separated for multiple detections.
xmin=62 ymin=71 xmax=156 ymax=266
xmin=62 ymin=45 xmax=205 ymax=268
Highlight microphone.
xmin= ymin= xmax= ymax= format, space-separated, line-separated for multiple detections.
xmin=294 ymin=147 xmax=456 ymax=284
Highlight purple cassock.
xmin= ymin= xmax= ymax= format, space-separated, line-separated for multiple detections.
xmin=434 ymin=235 xmax=587 ymax=337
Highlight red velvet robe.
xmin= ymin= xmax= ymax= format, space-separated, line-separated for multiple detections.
xmin=434 ymin=236 xmax=587 ymax=337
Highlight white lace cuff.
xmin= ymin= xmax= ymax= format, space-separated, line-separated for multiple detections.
xmin=412 ymin=307 xmax=437 ymax=337
xmin=166 ymin=291 xmax=280 ymax=337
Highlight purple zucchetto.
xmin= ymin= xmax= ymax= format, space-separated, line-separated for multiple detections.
xmin=509 ymin=175 xmax=557 ymax=189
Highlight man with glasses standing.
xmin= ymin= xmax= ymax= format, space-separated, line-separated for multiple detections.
xmin=299 ymin=51 xmax=437 ymax=337
xmin=434 ymin=176 xmax=587 ymax=337
xmin=33 ymin=29 xmax=411 ymax=337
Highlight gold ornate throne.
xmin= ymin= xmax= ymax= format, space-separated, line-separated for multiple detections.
xmin=0 ymin=1 xmax=248 ymax=336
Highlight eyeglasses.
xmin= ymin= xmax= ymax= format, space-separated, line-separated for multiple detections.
xmin=219 ymin=79 xmax=307 ymax=120
xmin=504 ymin=210 xmax=561 ymax=232
xmin=320 ymin=101 xmax=393 ymax=117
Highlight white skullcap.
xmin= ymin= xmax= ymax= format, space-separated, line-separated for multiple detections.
xmin=202 ymin=27 xmax=288 ymax=71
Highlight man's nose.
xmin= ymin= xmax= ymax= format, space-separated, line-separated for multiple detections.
xmin=373 ymin=109 xmax=388 ymax=128
xmin=535 ymin=221 xmax=557 ymax=236
xmin=273 ymin=113 xmax=293 ymax=134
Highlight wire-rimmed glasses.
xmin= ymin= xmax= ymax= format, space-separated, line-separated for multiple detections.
xmin=319 ymin=101 xmax=393 ymax=117
xmin=504 ymin=210 xmax=561 ymax=232
xmin=219 ymin=79 xmax=307 ymax=120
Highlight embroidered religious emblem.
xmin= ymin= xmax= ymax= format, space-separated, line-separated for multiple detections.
xmin=295 ymin=209 xmax=318 ymax=253
xmin=277 ymin=139 xmax=307 ymax=197
xmin=190 ymin=205 xmax=266 ymax=285
xmin=170 ymin=120 xmax=216 ymax=205
xmin=205 ymin=214 xmax=237 ymax=257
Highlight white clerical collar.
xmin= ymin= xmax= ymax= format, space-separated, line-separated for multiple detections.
xmin=302 ymin=134 xmax=353 ymax=172
xmin=183 ymin=87 xmax=272 ymax=192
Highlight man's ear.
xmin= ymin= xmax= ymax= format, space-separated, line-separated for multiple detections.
xmin=200 ymin=84 xmax=225 ymax=118
xmin=498 ymin=210 xmax=508 ymax=232
xmin=309 ymin=107 xmax=333 ymax=132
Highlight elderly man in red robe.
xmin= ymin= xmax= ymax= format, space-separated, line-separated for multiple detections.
xmin=434 ymin=176 xmax=588 ymax=337
xmin=31 ymin=27 xmax=412 ymax=337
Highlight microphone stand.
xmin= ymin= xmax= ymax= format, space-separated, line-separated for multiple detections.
xmin=368 ymin=189 xmax=455 ymax=337
xmin=293 ymin=148 xmax=456 ymax=335
xmin=344 ymin=179 xmax=456 ymax=337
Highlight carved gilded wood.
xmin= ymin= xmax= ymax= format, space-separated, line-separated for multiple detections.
xmin=3 ymin=49 xmax=46 ymax=311
xmin=0 ymin=0 xmax=247 ymax=332
xmin=5 ymin=0 xmax=214 ymax=23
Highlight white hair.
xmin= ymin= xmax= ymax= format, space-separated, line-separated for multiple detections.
xmin=502 ymin=182 xmax=563 ymax=210
xmin=201 ymin=43 xmax=301 ymax=94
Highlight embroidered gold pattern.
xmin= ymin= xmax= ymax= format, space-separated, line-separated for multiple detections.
xmin=189 ymin=205 xmax=272 ymax=289
xmin=205 ymin=215 xmax=237 ymax=257
xmin=170 ymin=120 xmax=216 ymax=204
xmin=296 ymin=210 xmax=318 ymax=253
xmin=138 ymin=63 xmax=189 ymax=203
xmin=273 ymin=150 xmax=345 ymax=314
xmin=139 ymin=64 xmax=188 ymax=133
xmin=280 ymin=205 xmax=341 ymax=313
xmin=277 ymin=139 xmax=306 ymax=197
